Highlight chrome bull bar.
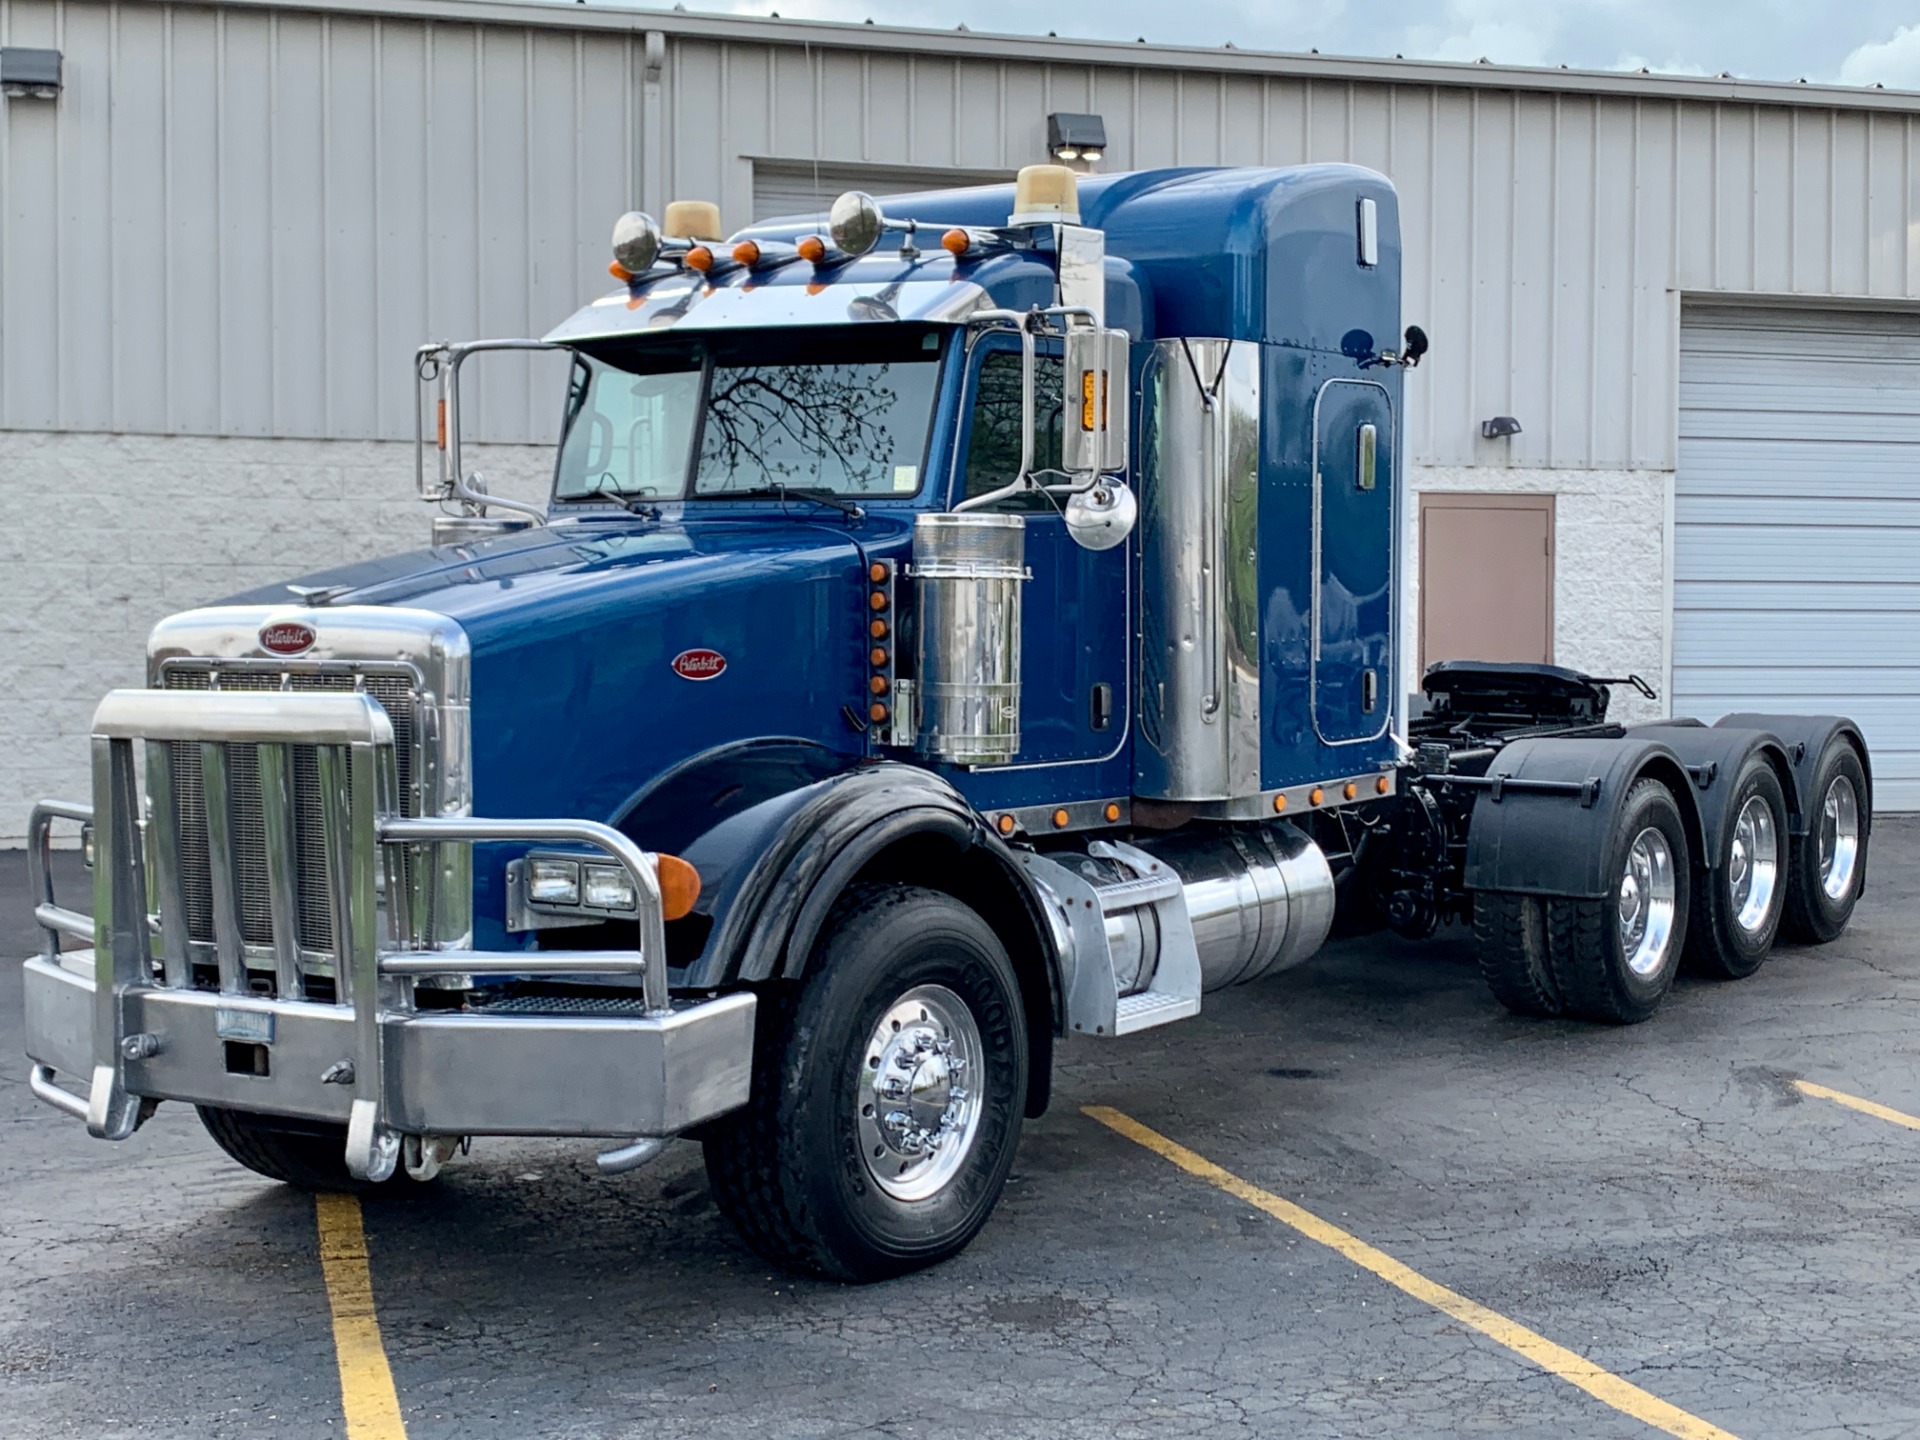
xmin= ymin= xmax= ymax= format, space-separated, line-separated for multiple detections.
xmin=24 ymin=688 xmax=752 ymax=1183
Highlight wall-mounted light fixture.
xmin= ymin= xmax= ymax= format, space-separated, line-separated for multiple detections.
xmin=1481 ymin=415 xmax=1523 ymax=439
xmin=1 ymin=47 xmax=62 ymax=101
xmin=1047 ymin=112 xmax=1106 ymax=166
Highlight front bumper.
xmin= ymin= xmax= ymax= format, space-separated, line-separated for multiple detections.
xmin=25 ymin=952 xmax=755 ymax=1138
xmin=23 ymin=687 xmax=758 ymax=1179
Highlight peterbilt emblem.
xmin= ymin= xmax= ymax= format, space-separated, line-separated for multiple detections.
xmin=259 ymin=622 xmax=317 ymax=657
xmin=671 ymin=648 xmax=727 ymax=681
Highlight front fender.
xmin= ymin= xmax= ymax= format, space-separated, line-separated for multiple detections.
xmin=1460 ymin=736 xmax=1706 ymax=899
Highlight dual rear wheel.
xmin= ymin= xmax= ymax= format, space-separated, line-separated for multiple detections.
xmin=1477 ymin=737 xmax=1867 ymax=1025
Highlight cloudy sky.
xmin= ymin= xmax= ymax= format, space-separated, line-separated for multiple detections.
xmin=625 ymin=0 xmax=1920 ymax=90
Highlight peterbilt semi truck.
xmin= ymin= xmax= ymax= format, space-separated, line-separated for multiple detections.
xmin=21 ymin=164 xmax=1872 ymax=1281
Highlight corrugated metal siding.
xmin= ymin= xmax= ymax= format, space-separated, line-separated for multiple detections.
xmin=1674 ymin=304 xmax=1920 ymax=811
xmin=7 ymin=0 xmax=1920 ymax=459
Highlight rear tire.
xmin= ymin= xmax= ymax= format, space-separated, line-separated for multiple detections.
xmin=1474 ymin=892 xmax=1562 ymax=1017
xmin=1781 ymin=740 xmax=1869 ymax=944
xmin=1684 ymin=758 xmax=1788 ymax=980
xmin=1544 ymin=778 xmax=1692 ymax=1024
xmin=197 ymin=1107 xmax=432 ymax=1194
xmin=703 ymin=883 xmax=1028 ymax=1282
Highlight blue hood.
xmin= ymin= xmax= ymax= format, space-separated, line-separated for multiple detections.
xmin=233 ymin=513 xmax=896 ymax=828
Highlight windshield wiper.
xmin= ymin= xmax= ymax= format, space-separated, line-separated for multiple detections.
xmin=722 ymin=484 xmax=867 ymax=521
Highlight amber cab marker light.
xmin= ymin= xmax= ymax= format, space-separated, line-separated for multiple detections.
xmin=1376 ymin=775 xmax=1391 ymax=795
xmin=608 ymin=260 xmax=634 ymax=282
xmin=942 ymin=227 xmax=971 ymax=257
xmin=1272 ymin=794 xmax=1288 ymax=814
xmin=869 ymin=562 xmax=888 ymax=583
xmin=1052 ymin=809 xmax=1071 ymax=829
xmin=797 ymin=235 xmax=827 ymax=263
xmin=732 ymin=240 xmax=762 ymax=266
xmin=869 ymin=618 xmax=888 ymax=639
xmin=869 ymin=592 xmax=888 ymax=612
xmin=1104 ymin=802 xmax=1121 ymax=823
xmin=657 ymin=854 xmax=702 ymax=922
xmin=1310 ymin=787 xmax=1325 ymax=806
xmin=997 ymin=814 xmax=1017 ymax=835
xmin=1344 ymin=781 xmax=1359 ymax=801
xmin=870 ymin=676 xmax=889 ymax=696
xmin=685 ymin=245 xmax=715 ymax=272
xmin=869 ymin=702 xmax=888 ymax=724
xmin=870 ymin=647 xmax=889 ymax=667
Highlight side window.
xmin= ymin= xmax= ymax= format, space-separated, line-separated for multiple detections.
xmin=961 ymin=350 xmax=1065 ymax=511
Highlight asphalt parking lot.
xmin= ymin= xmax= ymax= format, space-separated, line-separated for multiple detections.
xmin=5 ymin=823 xmax=1920 ymax=1440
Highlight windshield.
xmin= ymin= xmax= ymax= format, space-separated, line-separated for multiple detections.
xmin=554 ymin=328 xmax=945 ymax=502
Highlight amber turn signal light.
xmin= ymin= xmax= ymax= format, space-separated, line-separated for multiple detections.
xmin=657 ymin=853 xmax=701 ymax=922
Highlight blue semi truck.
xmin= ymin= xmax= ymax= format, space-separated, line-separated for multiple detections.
xmin=21 ymin=164 xmax=1872 ymax=1280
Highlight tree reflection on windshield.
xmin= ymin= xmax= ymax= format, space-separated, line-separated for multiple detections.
xmin=695 ymin=361 xmax=935 ymax=497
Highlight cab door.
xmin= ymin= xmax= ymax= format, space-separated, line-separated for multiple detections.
xmin=950 ymin=337 xmax=1128 ymax=767
xmin=1311 ymin=378 xmax=1395 ymax=745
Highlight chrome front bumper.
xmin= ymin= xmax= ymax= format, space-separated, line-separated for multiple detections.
xmin=24 ymin=951 xmax=755 ymax=1138
xmin=22 ymin=687 xmax=757 ymax=1179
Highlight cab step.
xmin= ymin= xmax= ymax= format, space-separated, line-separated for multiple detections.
xmin=1016 ymin=839 xmax=1203 ymax=1039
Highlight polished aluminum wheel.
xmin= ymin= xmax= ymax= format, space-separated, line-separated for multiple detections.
xmin=856 ymin=984 xmax=985 ymax=1202
xmin=1728 ymin=794 xmax=1780 ymax=938
xmin=1619 ymin=826 xmax=1678 ymax=977
xmin=1818 ymin=775 xmax=1861 ymax=902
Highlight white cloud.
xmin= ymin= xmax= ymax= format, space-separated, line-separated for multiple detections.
xmin=1837 ymin=23 xmax=1920 ymax=88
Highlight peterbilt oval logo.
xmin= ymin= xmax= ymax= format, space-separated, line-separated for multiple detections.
xmin=259 ymin=622 xmax=317 ymax=657
xmin=671 ymin=648 xmax=727 ymax=681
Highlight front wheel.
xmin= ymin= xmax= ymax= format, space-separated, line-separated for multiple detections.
xmin=703 ymin=884 xmax=1029 ymax=1282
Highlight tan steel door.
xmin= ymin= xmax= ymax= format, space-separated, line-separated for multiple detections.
xmin=1418 ymin=493 xmax=1554 ymax=672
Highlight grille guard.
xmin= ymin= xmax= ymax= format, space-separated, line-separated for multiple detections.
xmin=23 ymin=689 xmax=753 ymax=1181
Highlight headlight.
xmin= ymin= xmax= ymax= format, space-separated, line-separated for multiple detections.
xmin=527 ymin=857 xmax=581 ymax=905
xmin=583 ymin=863 xmax=637 ymax=911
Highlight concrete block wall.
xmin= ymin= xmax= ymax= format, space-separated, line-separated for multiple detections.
xmin=0 ymin=431 xmax=549 ymax=844
xmin=1400 ymin=466 xmax=1671 ymax=725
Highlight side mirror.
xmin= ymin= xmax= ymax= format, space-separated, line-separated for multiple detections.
xmin=1064 ymin=480 xmax=1137 ymax=552
xmin=1062 ymin=327 xmax=1130 ymax=476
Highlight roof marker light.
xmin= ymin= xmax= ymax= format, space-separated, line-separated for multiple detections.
xmin=732 ymin=240 xmax=762 ymax=266
xmin=797 ymin=235 xmax=827 ymax=264
xmin=685 ymin=245 xmax=715 ymax=272
xmin=942 ymin=228 xmax=971 ymax=257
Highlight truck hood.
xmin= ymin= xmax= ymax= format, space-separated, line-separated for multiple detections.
xmin=227 ymin=515 xmax=899 ymax=903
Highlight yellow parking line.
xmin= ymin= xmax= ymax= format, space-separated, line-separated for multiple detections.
xmin=1792 ymin=1078 xmax=1920 ymax=1132
xmin=1082 ymin=1105 xmax=1739 ymax=1440
xmin=314 ymin=1193 xmax=408 ymax=1440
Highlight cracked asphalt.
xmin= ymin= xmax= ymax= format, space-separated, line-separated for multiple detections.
xmin=5 ymin=821 xmax=1919 ymax=1439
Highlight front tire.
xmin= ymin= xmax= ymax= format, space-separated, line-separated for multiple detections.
xmin=1782 ymin=739 xmax=1870 ymax=944
xmin=197 ymin=1107 xmax=433 ymax=1194
xmin=1544 ymin=777 xmax=1692 ymax=1024
xmin=703 ymin=884 xmax=1028 ymax=1282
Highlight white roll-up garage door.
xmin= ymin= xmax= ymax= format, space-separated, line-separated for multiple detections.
xmin=752 ymin=161 xmax=1013 ymax=224
xmin=1676 ymin=304 xmax=1920 ymax=811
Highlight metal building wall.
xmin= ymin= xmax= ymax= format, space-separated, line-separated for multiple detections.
xmin=6 ymin=0 xmax=1920 ymax=464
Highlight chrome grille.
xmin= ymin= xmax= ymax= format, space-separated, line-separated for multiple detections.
xmin=162 ymin=664 xmax=418 ymax=977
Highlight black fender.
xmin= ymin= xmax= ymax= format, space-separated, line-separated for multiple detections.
xmin=1627 ymin=725 xmax=1799 ymax=870
xmin=1459 ymin=736 xmax=1707 ymax=899
xmin=615 ymin=744 xmax=1063 ymax=1116
xmin=1713 ymin=713 xmax=1873 ymax=836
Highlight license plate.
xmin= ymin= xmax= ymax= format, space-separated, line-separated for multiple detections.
xmin=215 ymin=1007 xmax=276 ymax=1044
